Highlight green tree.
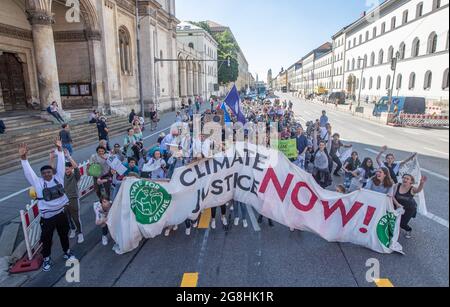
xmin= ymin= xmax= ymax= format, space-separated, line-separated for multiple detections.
xmin=215 ymin=30 xmax=239 ymax=85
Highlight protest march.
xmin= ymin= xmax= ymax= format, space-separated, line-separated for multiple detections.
xmin=18 ymin=85 xmax=427 ymax=272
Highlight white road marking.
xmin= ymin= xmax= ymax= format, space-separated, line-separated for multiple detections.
xmin=426 ymin=213 xmax=449 ymax=229
xmin=438 ymin=138 xmax=449 ymax=143
xmin=359 ymin=128 xmax=384 ymax=138
xmin=423 ymin=147 xmax=449 ymax=157
xmin=246 ymin=204 xmax=261 ymax=232
xmin=0 ymin=127 xmax=172 ymax=205
xmin=0 ymin=187 xmax=30 ymax=204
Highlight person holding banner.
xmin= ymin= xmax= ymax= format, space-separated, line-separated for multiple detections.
xmin=393 ymin=174 xmax=427 ymax=239
xmin=351 ymin=158 xmax=376 ymax=190
xmin=376 ymin=146 xmax=417 ymax=184
xmin=329 ymin=133 xmax=352 ymax=176
xmin=312 ymin=125 xmax=332 ymax=188
xmin=343 ymin=151 xmax=361 ymax=190
xmin=89 ymin=146 xmax=112 ymax=200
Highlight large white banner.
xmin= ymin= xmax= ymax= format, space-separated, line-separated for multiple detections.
xmin=108 ymin=143 xmax=403 ymax=255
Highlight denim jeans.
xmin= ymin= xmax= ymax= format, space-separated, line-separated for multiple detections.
xmin=63 ymin=143 xmax=73 ymax=155
xmin=234 ymin=201 xmax=248 ymax=220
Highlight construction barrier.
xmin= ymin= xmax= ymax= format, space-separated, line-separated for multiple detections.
xmin=388 ymin=113 xmax=449 ymax=128
xmin=426 ymin=106 xmax=443 ymax=115
xmin=10 ymin=160 xmax=94 ymax=273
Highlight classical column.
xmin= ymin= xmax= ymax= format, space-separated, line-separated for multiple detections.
xmin=187 ymin=66 xmax=193 ymax=98
xmin=27 ymin=9 xmax=61 ymax=110
xmin=86 ymin=30 xmax=108 ymax=113
xmin=193 ymin=68 xmax=198 ymax=96
xmin=179 ymin=64 xmax=187 ymax=98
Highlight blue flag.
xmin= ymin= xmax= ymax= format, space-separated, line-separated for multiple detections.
xmin=224 ymin=85 xmax=246 ymax=125
xmin=221 ymin=103 xmax=232 ymax=123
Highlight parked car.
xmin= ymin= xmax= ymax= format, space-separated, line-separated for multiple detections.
xmin=372 ymin=96 xmax=426 ymax=116
xmin=328 ymin=92 xmax=346 ymax=105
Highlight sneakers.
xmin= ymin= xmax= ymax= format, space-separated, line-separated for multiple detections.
xmin=42 ymin=257 xmax=52 ymax=272
xmin=193 ymin=221 xmax=198 ymax=228
xmin=77 ymin=233 xmax=84 ymax=244
xmin=405 ymin=231 xmax=412 ymax=239
xmin=63 ymin=250 xmax=77 ymax=261
xmin=69 ymin=229 xmax=76 ymax=239
xmin=242 ymin=219 xmax=248 ymax=229
xmin=221 ymin=216 xmax=228 ymax=226
xmin=257 ymin=215 xmax=263 ymax=224
xmin=102 ymin=235 xmax=108 ymax=246
xmin=211 ymin=219 xmax=216 ymax=229
xmin=164 ymin=228 xmax=171 ymax=237
xmin=185 ymin=227 xmax=191 ymax=236
xmin=290 ymin=227 xmax=295 ymax=232
xmin=173 ymin=225 xmax=178 ymax=231
xmin=234 ymin=217 xmax=240 ymax=226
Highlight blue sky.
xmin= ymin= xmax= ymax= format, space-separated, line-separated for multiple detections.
xmin=176 ymin=0 xmax=374 ymax=81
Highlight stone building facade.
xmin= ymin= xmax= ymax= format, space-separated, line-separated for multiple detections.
xmin=0 ymin=0 xmax=180 ymax=115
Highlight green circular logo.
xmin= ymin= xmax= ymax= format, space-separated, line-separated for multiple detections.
xmin=376 ymin=212 xmax=397 ymax=248
xmin=130 ymin=180 xmax=172 ymax=225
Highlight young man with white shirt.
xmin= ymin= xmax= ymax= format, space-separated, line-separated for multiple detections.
xmin=19 ymin=138 xmax=76 ymax=272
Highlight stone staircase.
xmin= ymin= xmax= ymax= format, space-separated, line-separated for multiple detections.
xmin=0 ymin=109 xmax=132 ymax=175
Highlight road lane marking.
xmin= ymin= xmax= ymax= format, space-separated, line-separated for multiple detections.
xmin=426 ymin=212 xmax=449 ymax=228
xmin=246 ymin=204 xmax=261 ymax=232
xmin=423 ymin=147 xmax=449 ymax=157
xmin=359 ymin=128 xmax=384 ymax=138
xmin=198 ymin=208 xmax=211 ymax=229
xmin=180 ymin=273 xmax=198 ymax=287
xmin=365 ymin=148 xmax=449 ymax=181
xmin=374 ymin=279 xmax=394 ymax=287
xmin=0 ymin=127 xmax=172 ymax=205
xmin=0 ymin=187 xmax=30 ymax=204
xmin=439 ymin=138 xmax=449 ymax=143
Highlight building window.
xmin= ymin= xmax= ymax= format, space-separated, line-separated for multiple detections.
xmin=391 ymin=17 xmax=396 ymax=30
xmin=412 ymin=38 xmax=420 ymax=57
xmin=365 ymin=31 xmax=369 ymax=42
xmin=396 ymin=74 xmax=402 ymax=89
xmin=370 ymin=52 xmax=375 ymax=66
xmin=416 ymin=2 xmax=423 ymax=18
xmin=352 ymin=58 xmax=355 ymax=70
xmin=443 ymin=68 xmax=449 ymax=90
xmin=373 ymin=27 xmax=377 ymax=38
xmin=347 ymin=60 xmax=350 ymax=71
xmin=160 ymin=50 xmax=164 ymax=67
xmin=386 ymin=75 xmax=391 ymax=90
xmin=188 ymin=42 xmax=194 ymax=49
xmin=362 ymin=78 xmax=366 ymax=89
xmin=388 ymin=46 xmax=394 ymax=62
xmin=119 ymin=26 xmax=132 ymax=75
xmin=378 ymin=49 xmax=384 ymax=65
xmin=348 ymin=41 xmax=351 ymax=49
xmin=433 ymin=0 xmax=441 ymax=10
xmin=363 ymin=54 xmax=368 ymax=68
xmin=409 ymin=72 xmax=416 ymax=89
xmin=424 ymin=71 xmax=433 ymax=90
xmin=399 ymin=42 xmax=406 ymax=59
xmin=369 ymin=77 xmax=373 ymax=89
xmin=359 ymin=34 xmax=362 ymax=44
xmin=381 ymin=22 xmax=386 ymax=34
xmin=427 ymin=32 xmax=438 ymax=54
xmin=353 ymin=37 xmax=357 ymax=46
xmin=377 ymin=76 xmax=381 ymax=89
xmin=402 ymin=10 xmax=409 ymax=24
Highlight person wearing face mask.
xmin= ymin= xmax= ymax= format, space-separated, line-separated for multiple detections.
xmin=376 ymin=145 xmax=417 ymax=184
xmin=19 ymin=138 xmax=77 ymax=272
xmin=393 ymin=174 xmax=427 ymax=239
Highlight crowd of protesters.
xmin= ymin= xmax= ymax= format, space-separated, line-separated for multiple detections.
xmin=19 ymin=93 xmax=426 ymax=272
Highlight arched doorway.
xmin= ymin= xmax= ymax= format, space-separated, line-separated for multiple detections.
xmin=346 ymin=74 xmax=356 ymax=97
xmin=0 ymin=52 xmax=27 ymax=111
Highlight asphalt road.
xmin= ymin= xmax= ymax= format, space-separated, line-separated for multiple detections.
xmin=8 ymin=95 xmax=450 ymax=287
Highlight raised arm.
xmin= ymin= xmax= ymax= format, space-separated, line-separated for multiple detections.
xmin=400 ymin=152 xmax=418 ymax=167
xmin=412 ymin=176 xmax=427 ymax=194
xmin=313 ymin=127 xmax=319 ymax=152
xmin=19 ymin=144 xmax=40 ymax=188
xmin=54 ymin=137 xmax=66 ymax=183
xmin=376 ymin=145 xmax=387 ymax=167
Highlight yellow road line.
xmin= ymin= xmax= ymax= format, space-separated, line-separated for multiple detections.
xmin=198 ymin=208 xmax=211 ymax=229
xmin=374 ymin=279 xmax=394 ymax=287
xmin=181 ymin=273 xmax=199 ymax=287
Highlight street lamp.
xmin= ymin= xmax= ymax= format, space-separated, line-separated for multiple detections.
xmin=388 ymin=51 xmax=401 ymax=111
xmin=357 ymin=56 xmax=366 ymax=108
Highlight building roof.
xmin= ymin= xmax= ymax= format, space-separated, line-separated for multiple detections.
xmin=177 ymin=21 xmax=203 ymax=31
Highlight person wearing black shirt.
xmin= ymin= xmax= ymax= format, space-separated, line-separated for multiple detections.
xmin=97 ymin=117 xmax=110 ymax=151
xmin=128 ymin=109 xmax=136 ymax=124
xmin=0 ymin=119 xmax=5 ymax=134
